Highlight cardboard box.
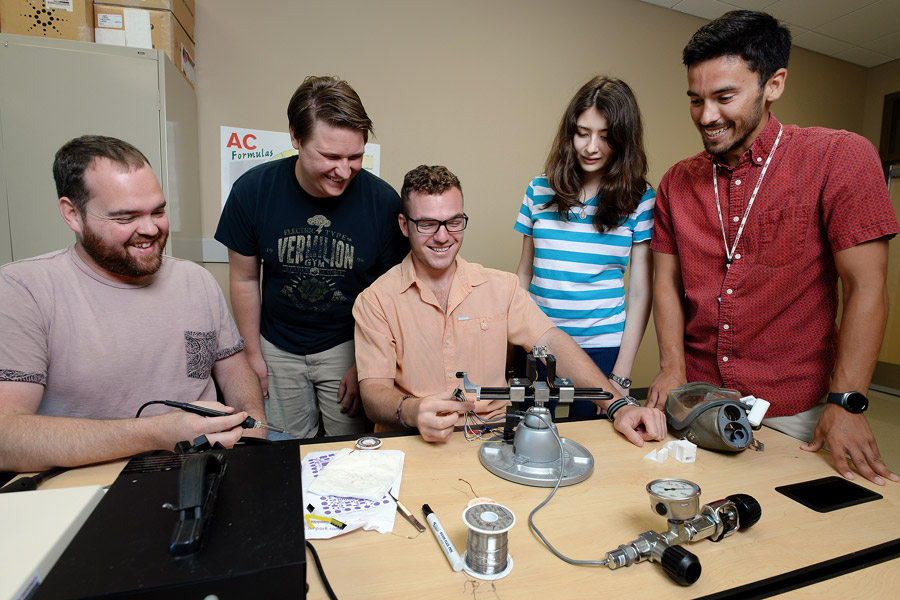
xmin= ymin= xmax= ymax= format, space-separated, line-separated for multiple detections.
xmin=91 ymin=0 xmax=191 ymax=38
xmin=94 ymin=3 xmax=195 ymax=88
xmin=0 ymin=0 xmax=93 ymax=41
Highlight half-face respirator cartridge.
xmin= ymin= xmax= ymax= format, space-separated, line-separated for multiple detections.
xmin=665 ymin=382 xmax=769 ymax=451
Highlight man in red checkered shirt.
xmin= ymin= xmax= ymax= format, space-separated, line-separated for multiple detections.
xmin=648 ymin=10 xmax=899 ymax=486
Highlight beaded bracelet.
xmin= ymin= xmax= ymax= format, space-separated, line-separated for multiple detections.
xmin=397 ymin=394 xmax=415 ymax=429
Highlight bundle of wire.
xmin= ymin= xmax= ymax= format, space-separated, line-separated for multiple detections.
xmin=454 ymin=386 xmax=509 ymax=444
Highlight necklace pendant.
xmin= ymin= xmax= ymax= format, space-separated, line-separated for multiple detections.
xmin=726 ymin=258 xmax=733 ymax=268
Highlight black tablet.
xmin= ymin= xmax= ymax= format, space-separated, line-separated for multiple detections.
xmin=775 ymin=476 xmax=883 ymax=513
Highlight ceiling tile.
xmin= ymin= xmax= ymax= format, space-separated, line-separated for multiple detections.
xmin=764 ymin=0 xmax=876 ymax=30
xmin=792 ymin=30 xmax=854 ymax=56
xmin=864 ymin=31 xmax=900 ymax=59
xmin=670 ymin=0 xmax=735 ymax=20
xmin=816 ymin=1 xmax=900 ymax=45
xmin=640 ymin=0 xmax=681 ymax=6
xmin=722 ymin=0 xmax=780 ymax=10
xmin=784 ymin=23 xmax=810 ymax=39
xmin=834 ymin=45 xmax=894 ymax=68
xmin=635 ymin=0 xmax=900 ymax=68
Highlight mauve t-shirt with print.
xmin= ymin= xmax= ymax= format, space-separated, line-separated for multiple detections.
xmin=0 ymin=247 xmax=244 ymax=419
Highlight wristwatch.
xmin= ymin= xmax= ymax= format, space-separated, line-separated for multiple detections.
xmin=826 ymin=391 xmax=868 ymax=414
xmin=608 ymin=373 xmax=632 ymax=389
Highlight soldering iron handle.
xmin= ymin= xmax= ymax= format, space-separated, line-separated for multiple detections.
xmin=162 ymin=400 xmax=228 ymax=418
xmin=164 ymin=400 xmax=258 ymax=429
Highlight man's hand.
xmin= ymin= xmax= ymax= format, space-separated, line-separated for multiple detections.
xmin=611 ymin=405 xmax=668 ymax=447
xmin=338 ymin=363 xmax=362 ymax=417
xmin=646 ymin=369 xmax=686 ymax=409
xmin=247 ymin=351 xmax=269 ymax=399
xmin=157 ymin=400 xmax=248 ymax=449
xmin=801 ymin=404 xmax=899 ymax=485
xmin=411 ymin=392 xmax=475 ymax=443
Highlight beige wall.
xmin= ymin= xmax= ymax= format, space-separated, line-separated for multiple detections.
xmin=194 ymin=0 xmax=885 ymax=388
xmin=864 ymin=60 xmax=900 ymax=366
xmin=864 ymin=59 xmax=900 ymax=147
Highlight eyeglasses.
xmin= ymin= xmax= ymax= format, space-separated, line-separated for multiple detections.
xmin=404 ymin=214 xmax=469 ymax=234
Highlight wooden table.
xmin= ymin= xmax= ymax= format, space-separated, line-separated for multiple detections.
xmin=295 ymin=421 xmax=900 ymax=599
xmin=30 ymin=415 xmax=899 ymax=599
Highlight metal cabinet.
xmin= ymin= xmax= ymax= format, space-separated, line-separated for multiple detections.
xmin=0 ymin=33 xmax=200 ymax=264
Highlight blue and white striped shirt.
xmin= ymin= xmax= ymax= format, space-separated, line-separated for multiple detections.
xmin=514 ymin=175 xmax=655 ymax=348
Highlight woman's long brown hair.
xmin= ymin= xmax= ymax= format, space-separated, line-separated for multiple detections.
xmin=543 ymin=76 xmax=649 ymax=233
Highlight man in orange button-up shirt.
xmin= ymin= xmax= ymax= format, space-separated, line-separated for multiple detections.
xmin=353 ymin=165 xmax=666 ymax=445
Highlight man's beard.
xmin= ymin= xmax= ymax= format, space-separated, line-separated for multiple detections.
xmin=704 ymin=91 xmax=765 ymax=160
xmin=81 ymin=222 xmax=166 ymax=279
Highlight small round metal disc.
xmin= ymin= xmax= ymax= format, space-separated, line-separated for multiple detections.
xmin=355 ymin=436 xmax=383 ymax=450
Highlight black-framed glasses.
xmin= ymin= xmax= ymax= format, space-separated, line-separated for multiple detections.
xmin=404 ymin=214 xmax=469 ymax=234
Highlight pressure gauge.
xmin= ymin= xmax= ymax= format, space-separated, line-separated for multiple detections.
xmin=647 ymin=478 xmax=702 ymax=521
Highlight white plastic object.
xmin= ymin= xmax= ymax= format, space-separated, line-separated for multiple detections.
xmin=644 ymin=448 xmax=667 ymax=464
xmin=746 ymin=398 xmax=770 ymax=427
xmin=668 ymin=439 xmax=697 ymax=463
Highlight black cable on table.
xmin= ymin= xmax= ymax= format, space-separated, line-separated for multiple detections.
xmin=0 ymin=465 xmax=69 ymax=493
xmin=306 ymin=541 xmax=339 ymax=600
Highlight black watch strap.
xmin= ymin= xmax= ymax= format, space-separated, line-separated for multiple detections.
xmin=607 ymin=396 xmax=640 ymax=422
xmin=826 ymin=392 xmax=868 ymax=414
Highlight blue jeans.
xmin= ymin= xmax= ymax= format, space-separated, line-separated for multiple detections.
xmin=522 ymin=347 xmax=620 ymax=419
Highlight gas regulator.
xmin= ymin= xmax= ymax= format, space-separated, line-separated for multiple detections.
xmin=603 ymin=478 xmax=761 ymax=585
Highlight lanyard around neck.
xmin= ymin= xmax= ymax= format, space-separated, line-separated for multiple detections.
xmin=713 ymin=124 xmax=783 ymax=268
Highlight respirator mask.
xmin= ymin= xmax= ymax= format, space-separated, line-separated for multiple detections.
xmin=665 ymin=382 xmax=769 ymax=452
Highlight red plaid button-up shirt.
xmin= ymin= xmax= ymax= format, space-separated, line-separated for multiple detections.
xmin=652 ymin=115 xmax=899 ymax=416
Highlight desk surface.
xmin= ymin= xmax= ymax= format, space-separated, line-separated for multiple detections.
xmin=34 ymin=413 xmax=900 ymax=599
xmin=296 ymin=421 xmax=899 ymax=600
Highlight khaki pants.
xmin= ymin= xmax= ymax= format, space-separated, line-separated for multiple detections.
xmin=761 ymin=400 xmax=826 ymax=443
xmin=260 ymin=337 xmax=364 ymax=439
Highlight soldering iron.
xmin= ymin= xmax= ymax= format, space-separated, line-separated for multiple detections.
xmin=135 ymin=400 xmax=285 ymax=433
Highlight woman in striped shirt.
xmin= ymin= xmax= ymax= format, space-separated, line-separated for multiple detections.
xmin=514 ymin=76 xmax=654 ymax=418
